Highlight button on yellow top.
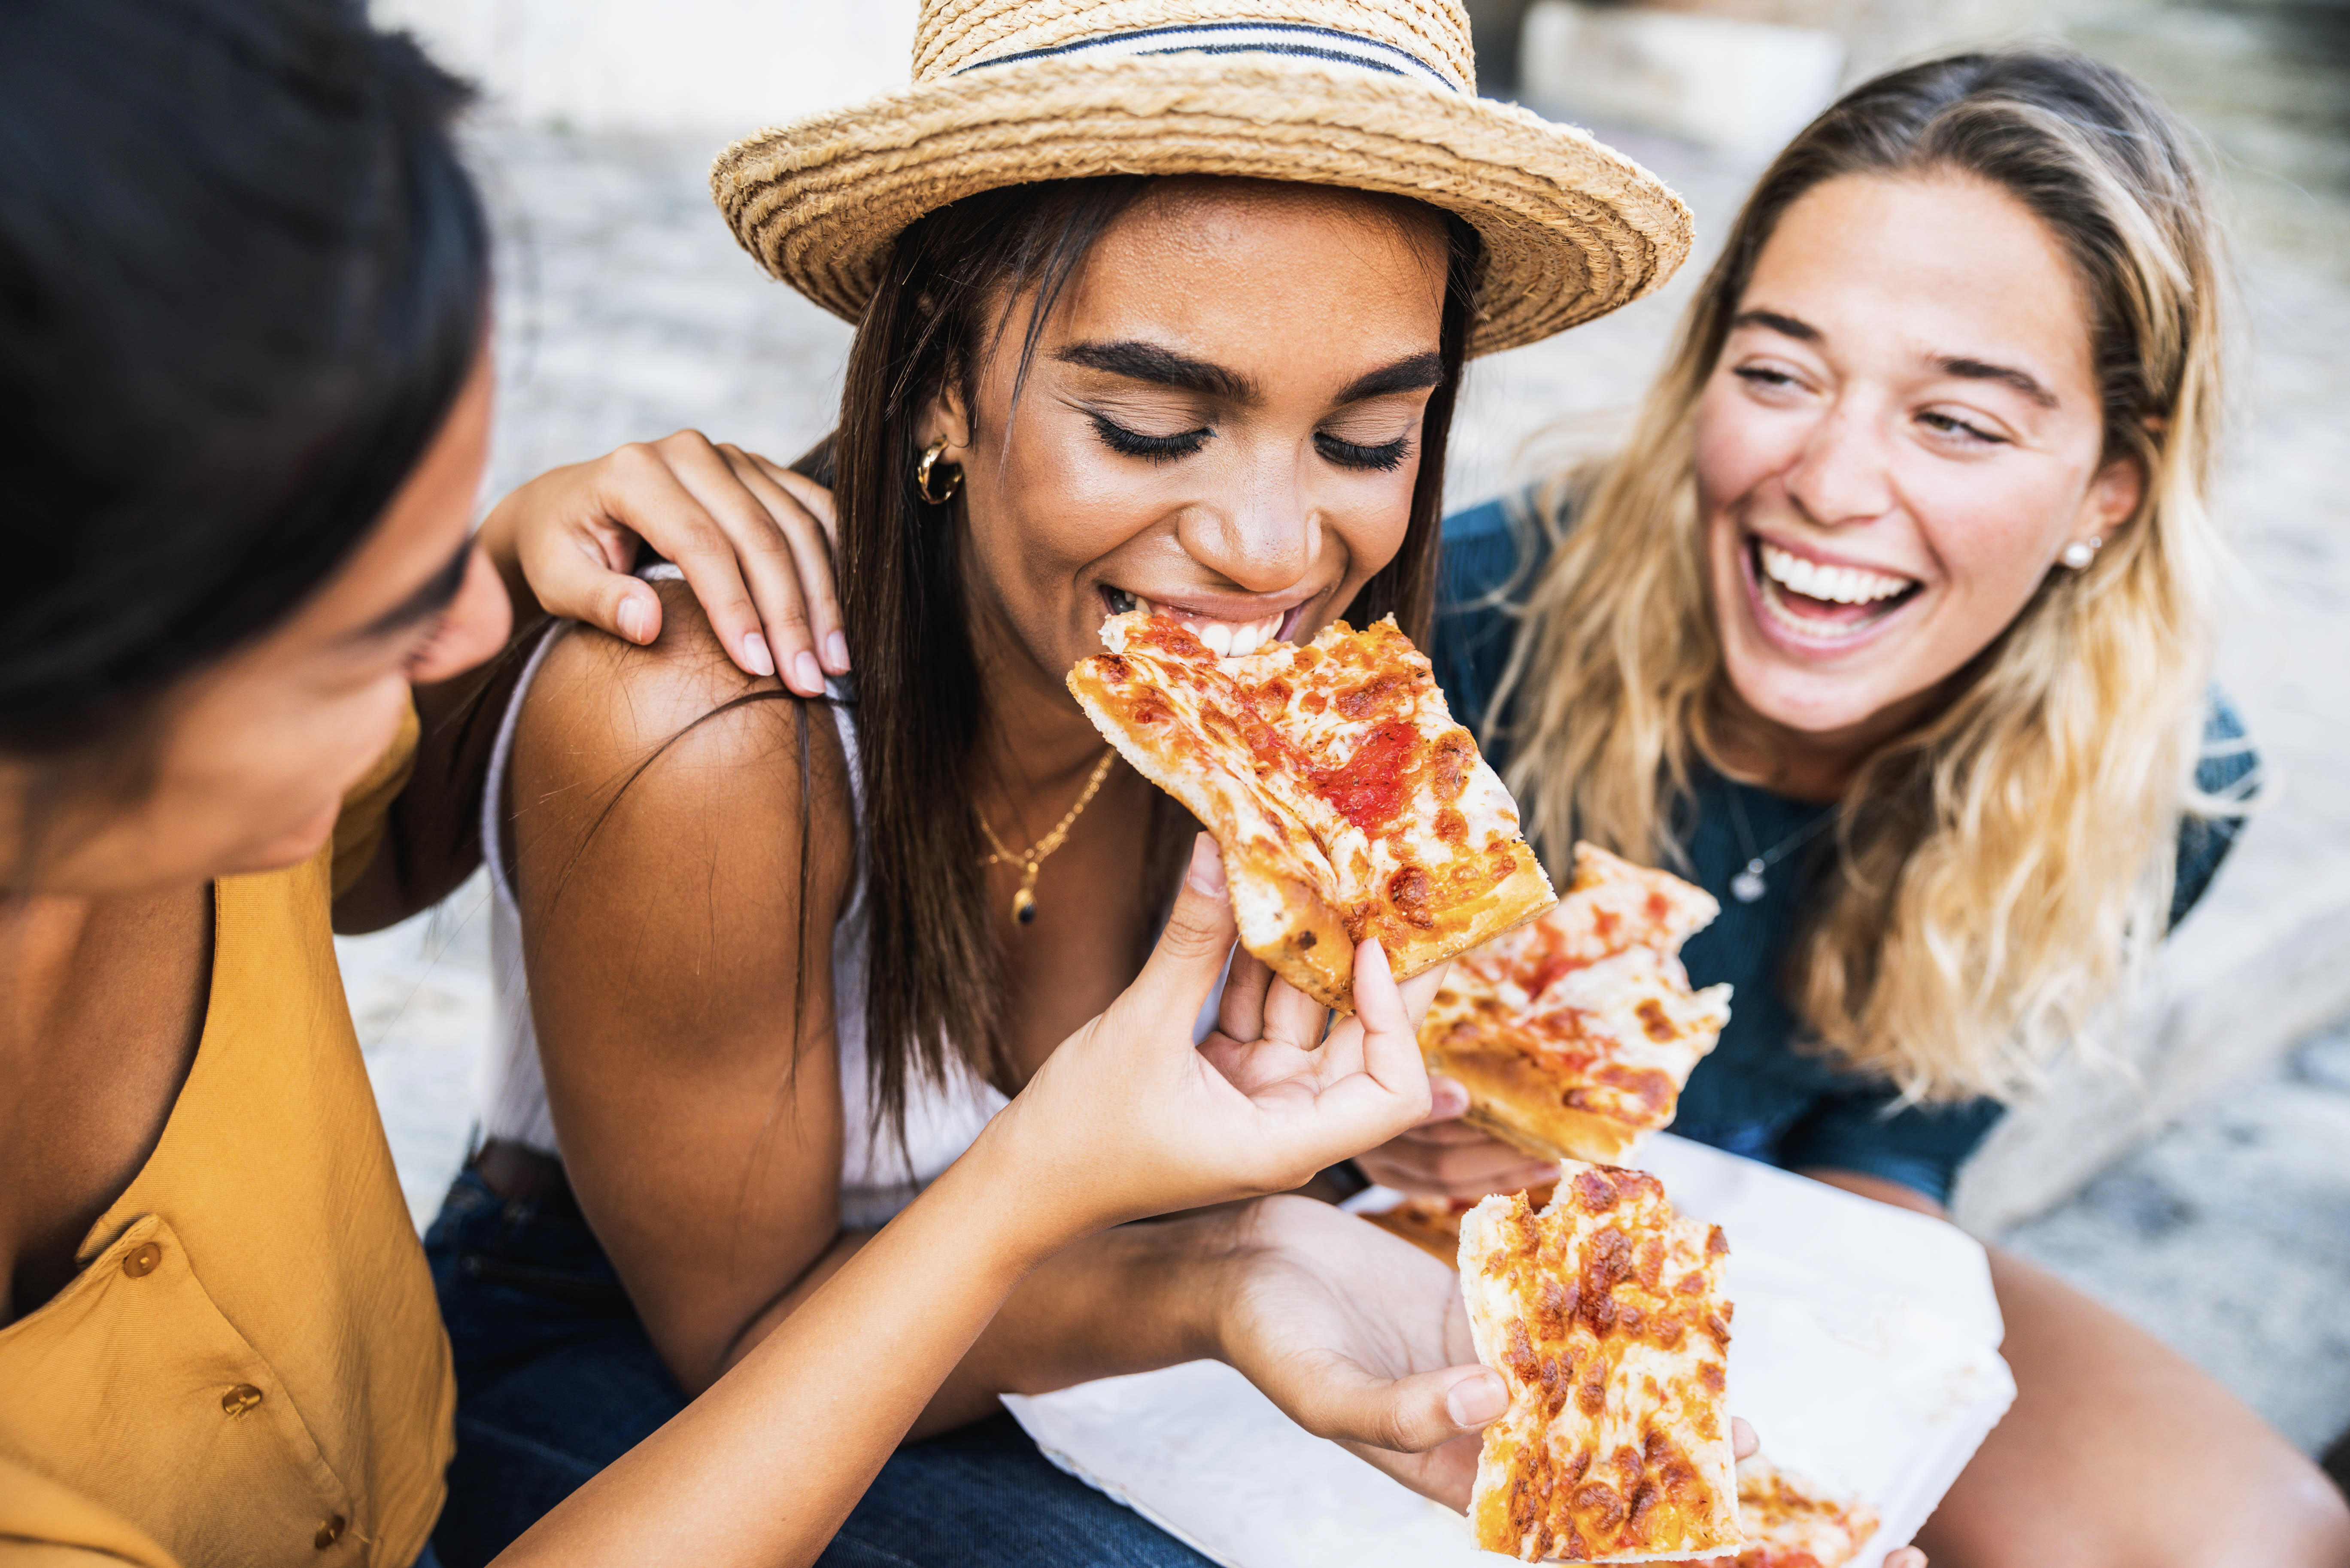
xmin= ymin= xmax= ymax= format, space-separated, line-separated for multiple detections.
xmin=121 ymin=1241 xmax=162 ymax=1278
xmin=221 ymin=1384 xmax=264 ymax=1418
xmin=315 ymin=1514 xmax=347 ymax=1550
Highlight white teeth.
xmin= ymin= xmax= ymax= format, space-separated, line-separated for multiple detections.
xmin=1114 ymin=594 xmax=1287 ymax=658
xmin=1758 ymin=543 xmax=1914 ymax=606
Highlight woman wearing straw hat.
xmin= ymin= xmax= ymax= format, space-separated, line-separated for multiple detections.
xmin=419 ymin=1 xmax=1711 ymax=1564
xmin=0 ymin=2 xmax=1560 ymax=1566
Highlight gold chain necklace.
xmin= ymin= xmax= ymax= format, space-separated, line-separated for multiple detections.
xmin=977 ymin=747 xmax=1118 ymax=926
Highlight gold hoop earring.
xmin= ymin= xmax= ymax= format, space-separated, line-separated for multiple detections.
xmin=916 ymin=437 xmax=962 ymax=505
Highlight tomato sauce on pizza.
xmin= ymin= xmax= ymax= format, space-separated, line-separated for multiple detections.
xmin=1068 ymin=612 xmax=1555 ymax=1011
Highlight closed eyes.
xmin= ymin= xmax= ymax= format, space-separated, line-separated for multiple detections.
xmin=1088 ymin=413 xmax=1412 ymax=473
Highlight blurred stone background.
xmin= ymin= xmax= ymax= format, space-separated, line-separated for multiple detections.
xmin=352 ymin=0 xmax=2350 ymax=1460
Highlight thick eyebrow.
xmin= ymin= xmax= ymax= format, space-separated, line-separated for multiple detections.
xmin=1334 ymin=351 xmax=1447 ymax=405
xmin=1933 ymin=354 xmax=2058 ymax=409
xmin=1055 ymin=340 xmax=1256 ymax=403
xmin=349 ymin=540 xmax=471 ymax=644
xmin=1730 ymin=308 xmax=1819 ymax=342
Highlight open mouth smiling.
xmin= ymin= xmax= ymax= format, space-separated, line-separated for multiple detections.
xmin=1743 ymin=535 xmax=1923 ymax=647
xmin=1102 ymin=586 xmax=1310 ymax=657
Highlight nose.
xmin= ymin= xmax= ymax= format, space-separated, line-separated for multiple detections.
xmin=1783 ymin=397 xmax=1896 ymax=530
xmin=1173 ymin=446 xmax=1318 ymax=593
xmin=407 ymin=544 xmax=511 ymax=685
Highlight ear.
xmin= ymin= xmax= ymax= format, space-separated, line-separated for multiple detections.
xmin=917 ymin=378 xmax=974 ymax=461
xmin=2071 ymin=448 xmax=2146 ymax=552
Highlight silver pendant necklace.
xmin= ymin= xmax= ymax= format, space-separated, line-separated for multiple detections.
xmin=1723 ymin=787 xmax=1837 ymax=904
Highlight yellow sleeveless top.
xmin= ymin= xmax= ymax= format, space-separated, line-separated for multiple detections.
xmin=0 ymin=707 xmax=453 ymax=1567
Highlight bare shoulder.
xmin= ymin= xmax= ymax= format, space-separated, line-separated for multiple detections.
xmin=509 ymin=581 xmax=854 ymax=899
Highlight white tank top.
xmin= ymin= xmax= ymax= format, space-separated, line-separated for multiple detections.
xmin=474 ymin=597 xmax=1010 ymax=1230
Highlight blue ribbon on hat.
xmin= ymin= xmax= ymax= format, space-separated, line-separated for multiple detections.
xmin=955 ymin=20 xmax=1462 ymax=94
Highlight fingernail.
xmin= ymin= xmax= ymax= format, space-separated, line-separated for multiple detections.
xmin=1184 ymin=833 xmax=1226 ymax=897
xmin=1446 ymin=1373 xmax=1508 ymax=1427
xmin=825 ymin=631 xmax=850 ymax=672
xmin=741 ymin=631 xmax=775 ymax=678
xmin=617 ymin=594 xmax=649 ymax=643
xmin=794 ymin=651 xmax=823 ymax=693
xmin=1429 ymin=1078 xmax=1468 ymax=1119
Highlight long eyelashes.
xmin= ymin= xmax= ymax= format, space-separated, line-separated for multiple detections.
xmin=1315 ymin=431 xmax=1411 ymax=473
xmin=1088 ymin=412 xmax=1411 ymax=473
xmin=1089 ymin=413 xmax=1209 ymax=463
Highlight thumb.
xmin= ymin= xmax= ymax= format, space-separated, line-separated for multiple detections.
xmin=1293 ymin=1360 xmax=1507 ymax=1455
xmin=526 ymin=527 xmax=661 ymax=646
xmin=1120 ymin=834 xmax=1238 ymax=1028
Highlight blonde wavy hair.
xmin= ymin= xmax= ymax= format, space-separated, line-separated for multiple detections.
xmin=1493 ymin=49 xmax=2243 ymax=1103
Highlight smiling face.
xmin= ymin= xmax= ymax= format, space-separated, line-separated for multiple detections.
xmin=13 ymin=355 xmax=511 ymax=895
xmin=926 ymin=178 xmax=1450 ymax=693
xmin=1695 ymin=170 xmax=2145 ymax=777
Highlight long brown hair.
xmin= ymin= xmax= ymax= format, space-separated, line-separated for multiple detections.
xmin=825 ymin=176 xmax=1480 ymax=1137
xmin=1494 ymin=49 xmax=2239 ymax=1102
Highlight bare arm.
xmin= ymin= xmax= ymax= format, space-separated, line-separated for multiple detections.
xmin=509 ymin=584 xmax=854 ymax=1393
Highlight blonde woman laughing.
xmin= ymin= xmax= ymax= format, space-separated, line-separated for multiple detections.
xmin=1408 ymin=47 xmax=2349 ymax=1568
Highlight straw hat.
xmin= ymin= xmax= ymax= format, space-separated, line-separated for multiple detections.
xmin=711 ymin=0 xmax=1692 ymax=356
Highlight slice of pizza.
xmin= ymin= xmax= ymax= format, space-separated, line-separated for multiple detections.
xmin=1363 ymin=1181 xmax=1558 ymax=1266
xmin=1067 ymin=612 xmax=1554 ymax=1011
xmin=1460 ymin=1164 xmax=1740 ymax=1563
xmin=1451 ymin=843 xmax=1724 ymax=1001
xmin=1421 ymin=844 xmax=1732 ymax=1163
xmin=1660 ymin=1454 xmax=1882 ymax=1568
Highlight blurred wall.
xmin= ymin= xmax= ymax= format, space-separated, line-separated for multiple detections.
xmin=373 ymin=0 xmax=917 ymax=134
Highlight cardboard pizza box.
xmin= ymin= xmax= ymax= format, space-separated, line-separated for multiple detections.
xmin=1002 ymin=1133 xmax=2015 ymax=1567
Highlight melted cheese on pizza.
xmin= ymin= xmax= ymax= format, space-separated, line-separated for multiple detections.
xmin=1454 ymin=843 xmax=1723 ymax=1002
xmin=1659 ymin=1455 xmax=1881 ymax=1568
xmin=1068 ymin=612 xmax=1554 ymax=1009
xmin=1423 ymin=845 xmax=1732 ymax=1162
xmin=1461 ymin=1165 xmax=1741 ymax=1563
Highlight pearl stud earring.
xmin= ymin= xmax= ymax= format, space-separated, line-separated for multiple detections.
xmin=2062 ymin=537 xmax=2102 ymax=570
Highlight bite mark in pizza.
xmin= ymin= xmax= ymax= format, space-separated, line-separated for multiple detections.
xmin=1423 ymin=844 xmax=1733 ymax=1162
xmin=1067 ymin=612 xmax=1555 ymax=1010
xmin=1460 ymin=1165 xmax=1741 ymax=1563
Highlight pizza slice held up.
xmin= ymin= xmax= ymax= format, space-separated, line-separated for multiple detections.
xmin=1067 ymin=612 xmax=1554 ymax=1011
xmin=1421 ymin=844 xmax=1733 ymax=1163
xmin=1460 ymin=1163 xmax=1741 ymax=1563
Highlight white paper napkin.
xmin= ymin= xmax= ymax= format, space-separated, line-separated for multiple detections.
xmin=1003 ymin=1134 xmax=2015 ymax=1567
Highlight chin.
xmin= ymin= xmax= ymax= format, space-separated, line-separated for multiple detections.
xmin=228 ymin=801 xmax=344 ymax=878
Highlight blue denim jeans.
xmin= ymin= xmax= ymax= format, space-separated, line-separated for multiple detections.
xmin=425 ymin=1170 xmax=1211 ymax=1568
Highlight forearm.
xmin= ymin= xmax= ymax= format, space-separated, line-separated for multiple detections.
xmin=494 ymin=1126 xmax=1066 ymax=1568
xmin=709 ymin=1187 xmax=1232 ymax=1434
xmin=907 ymin=1207 xmax=1230 ymax=1436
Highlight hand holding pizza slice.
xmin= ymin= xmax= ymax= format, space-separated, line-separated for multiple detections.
xmin=1068 ymin=611 xmax=1555 ymax=1012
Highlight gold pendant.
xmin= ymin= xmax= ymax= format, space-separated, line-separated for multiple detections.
xmin=1012 ymin=883 xmax=1038 ymax=925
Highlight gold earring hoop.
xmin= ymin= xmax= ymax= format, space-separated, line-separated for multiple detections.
xmin=915 ymin=437 xmax=962 ymax=505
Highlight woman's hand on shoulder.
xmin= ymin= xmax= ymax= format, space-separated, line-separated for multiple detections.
xmin=988 ymin=834 xmax=1439 ymax=1234
xmin=476 ymin=431 xmax=844 ymax=695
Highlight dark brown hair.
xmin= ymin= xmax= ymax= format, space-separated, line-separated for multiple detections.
xmin=824 ymin=176 xmax=1480 ymax=1136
